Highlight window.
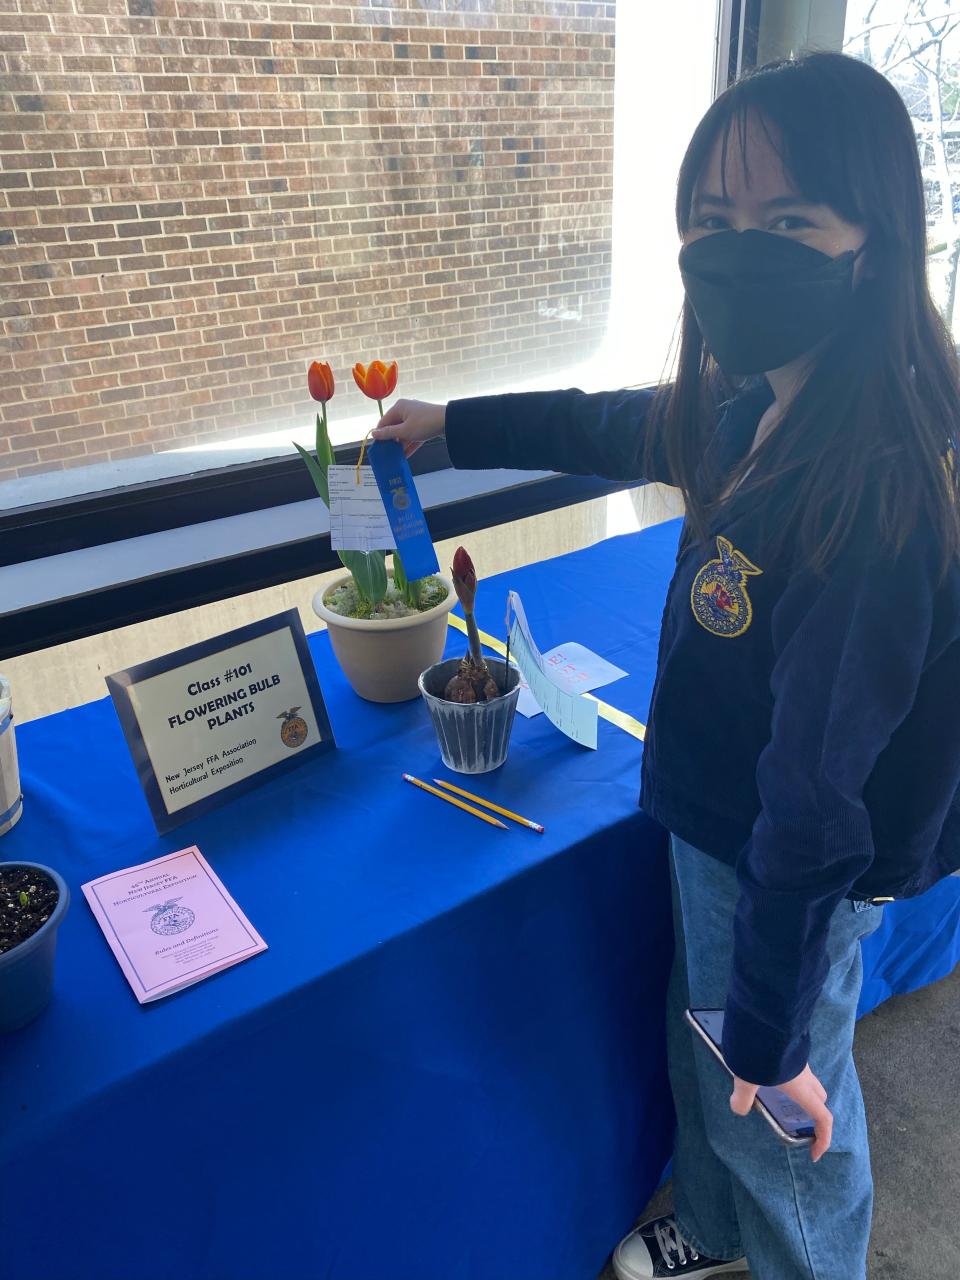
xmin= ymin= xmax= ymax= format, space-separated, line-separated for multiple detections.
xmin=1 ymin=1 xmax=725 ymax=661
xmin=844 ymin=0 xmax=960 ymax=333
xmin=0 ymin=0 xmax=716 ymax=513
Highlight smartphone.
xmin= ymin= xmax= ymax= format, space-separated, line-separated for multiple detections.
xmin=685 ymin=1008 xmax=815 ymax=1147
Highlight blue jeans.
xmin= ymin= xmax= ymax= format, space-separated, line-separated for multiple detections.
xmin=667 ymin=835 xmax=885 ymax=1280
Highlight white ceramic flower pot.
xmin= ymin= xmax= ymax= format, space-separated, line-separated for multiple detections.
xmin=312 ymin=574 xmax=456 ymax=703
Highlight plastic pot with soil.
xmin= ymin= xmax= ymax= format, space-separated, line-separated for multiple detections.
xmin=0 ymin=862 xmax=69 ymax=1033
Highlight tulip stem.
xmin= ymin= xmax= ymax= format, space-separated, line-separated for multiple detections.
xmin=377 ymin=398 xmax=384 ymax=421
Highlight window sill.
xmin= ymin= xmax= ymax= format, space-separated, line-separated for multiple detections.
xmin=0 ymin=466 xmax=638 ymax=660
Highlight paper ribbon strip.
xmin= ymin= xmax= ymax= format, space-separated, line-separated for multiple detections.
xmin=447 ymin=614 xmax=646 ymax=742
xmin=355 ymin=428 xmax=374 ymax=483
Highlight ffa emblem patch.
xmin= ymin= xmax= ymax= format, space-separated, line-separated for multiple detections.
xmin=277 ymin=706 xmax=308 ymax=749
xmin=145 ymin=898 xmax=195 ymax=937
xmin=690 ymin=536 xmax=762 ymax=638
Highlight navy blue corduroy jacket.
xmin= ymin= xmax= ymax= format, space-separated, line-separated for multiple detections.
xmin=444 ymin=383 xmax=960 ymax=1086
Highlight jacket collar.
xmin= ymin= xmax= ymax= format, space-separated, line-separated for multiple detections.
xmin=679 ymin=382 xmax=776 ymax=559
xmin=713 ymin=380 xmax=775 ymax=471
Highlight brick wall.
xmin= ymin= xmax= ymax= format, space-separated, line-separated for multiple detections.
xmin=0 ymin=0 xmax=615 ymax=484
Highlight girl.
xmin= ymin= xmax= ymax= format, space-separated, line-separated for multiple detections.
xmin=373 ymin=52 xmax=960 ymax=1280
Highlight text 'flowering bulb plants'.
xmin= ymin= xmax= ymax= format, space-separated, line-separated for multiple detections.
xmin=294 ymin=359 xmax=446 ymax=620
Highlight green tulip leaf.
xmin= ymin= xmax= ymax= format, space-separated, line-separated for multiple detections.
xmin=339 ymin=549 xmax=387 ymax=607
xmin=392 ymin=551 xmax=421 ymax=608
xmin=315 ymin=409 xmax=335 ymax=469
xmin=294 ymin=439 xmax=330 ymax=508
xmin=296 ymin=406 xmax=392 ymax=610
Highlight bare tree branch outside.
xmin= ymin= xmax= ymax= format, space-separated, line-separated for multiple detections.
xmin=845 ymin=0 xmax=960 ymax=330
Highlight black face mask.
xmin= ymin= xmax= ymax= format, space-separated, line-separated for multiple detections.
xmin=678 ymin=229 xmax=861 ymax=376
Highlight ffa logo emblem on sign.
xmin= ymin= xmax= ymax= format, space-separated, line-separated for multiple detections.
xmin=277 ymin=706 xmax=308 ymax=749
xmin=392 ymin=487 xmax=411 ymax=511
xmin=690 ymin=536 xmax=763 ymax=638
xmin=145 ymin=898 xmax=195 ymax=937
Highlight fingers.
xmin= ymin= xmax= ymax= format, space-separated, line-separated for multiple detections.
xmin=372 ymin=398 xmax=445 ymax=446
xmin=808 ymin=1097 xmax=833 ymax=1162
xmin=729 ymin=1078 xmax=758 ymax=1117
xmin=372 ymin=400 xmax=408 ymax=437
xmin=780 ymin=1066 xmax=832 ymax=1161
xmin=370 ymin=418 xmax=421 ymax=458
xmin=794 ymin=1071 xmax=832 ymax=1161
xmin=730 ymin=1066 xmax=832 ymax=1162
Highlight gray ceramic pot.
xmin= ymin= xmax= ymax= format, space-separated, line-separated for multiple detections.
xmin=0 ymin=862 xmax=69 ymax=1034
xmin=418 ymin=658 xmax=521 ymax=774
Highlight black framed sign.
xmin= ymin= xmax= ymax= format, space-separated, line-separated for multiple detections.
xmin=106 ymin=610 xmax=335 ymax=833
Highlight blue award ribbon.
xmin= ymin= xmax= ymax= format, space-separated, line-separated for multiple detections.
xmin=368 ymin=441 xmax=440 ymax=580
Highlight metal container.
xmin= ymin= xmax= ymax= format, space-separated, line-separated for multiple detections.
xmin=0 ymin=676 xmax=22 ymax=837
xmin=418 ymin=658 xmax=521 ymax=774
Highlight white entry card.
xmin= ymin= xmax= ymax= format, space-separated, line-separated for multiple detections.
xmin=328 ymin=465 xmax=396 ymax=552
xmin=516 ymin=642 xmax=627 ymax=718
xmin=508 ymin=591 xmax=598 ymax=749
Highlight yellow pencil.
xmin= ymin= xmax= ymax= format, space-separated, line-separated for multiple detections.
xmin=432 ymin=779 xmax=544 ymax=833
xmin=402 ymin=774 xmax=509 ymax=830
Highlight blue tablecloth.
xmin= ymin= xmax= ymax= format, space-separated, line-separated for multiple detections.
xmin=2 ymin=520 xmax=958 ymax=1280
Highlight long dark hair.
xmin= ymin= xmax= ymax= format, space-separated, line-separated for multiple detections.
xmin=649 ymin=51 xmax=960 ymax=574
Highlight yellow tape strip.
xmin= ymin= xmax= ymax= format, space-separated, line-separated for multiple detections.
xmin=447 ymin=614 xmax=646 ymax=742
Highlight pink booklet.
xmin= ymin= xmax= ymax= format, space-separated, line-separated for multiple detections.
xmin=82 ymin=846 xmax=267 ymax=1003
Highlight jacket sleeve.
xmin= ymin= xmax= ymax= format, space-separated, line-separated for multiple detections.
xmin=721 ymin=536 xmax=936 ymax=1086
xmin=443 ymin=386 xmax=674 ymax=484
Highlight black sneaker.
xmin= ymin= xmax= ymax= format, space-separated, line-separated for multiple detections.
xmin=611 ymin=1214 xmax=749 ymax=1278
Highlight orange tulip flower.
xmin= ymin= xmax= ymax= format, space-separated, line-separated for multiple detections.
xmin=307 ymin=360 xmax=335 ymax=403
xmin=352 ymin=360 xmax=398 ymax=402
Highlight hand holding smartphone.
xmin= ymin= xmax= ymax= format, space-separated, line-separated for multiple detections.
xmin=685 ymin=1008 xmax=815 ymax=1147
